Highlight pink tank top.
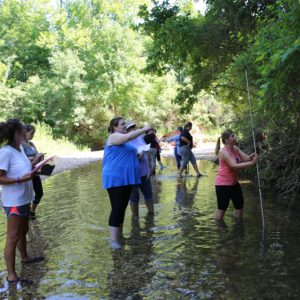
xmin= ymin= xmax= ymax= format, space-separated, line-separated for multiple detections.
xmin=215 ymin=147 xmax=241 ymax=186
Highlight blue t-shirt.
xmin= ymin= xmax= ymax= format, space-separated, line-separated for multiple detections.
xmin=102 ymin=142 xmax=141 ymax=189
xmin=167 ymin=134 xmax=181 ymax=149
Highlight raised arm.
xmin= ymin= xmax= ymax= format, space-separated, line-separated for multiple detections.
xmin=221 ymin=149 xmax=256 ymax=170
xmin=166 ymin=134 xmax=179 ymax=143
xmin=108 ymin=124 xmax=151 ymax=146
xmin=233 ymin=145 xmax=254 ymax=162
xmin=215 ymin=137 xmax=221 ymax=156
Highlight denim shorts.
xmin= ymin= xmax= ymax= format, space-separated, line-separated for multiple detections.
xmin=3 ymin=203 xmax=30 ymax=218
xmin=130 ymin=175 xmax=153 ymax=204
xmin=178 ymin=145 xmax=196 ymax=167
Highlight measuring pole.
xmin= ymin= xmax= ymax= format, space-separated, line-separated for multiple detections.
xmin=245 ymin=69 xmax=265 ymax=228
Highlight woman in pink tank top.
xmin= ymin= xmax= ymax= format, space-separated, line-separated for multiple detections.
xmin=215 ymin=130 xmax=257 ymax=222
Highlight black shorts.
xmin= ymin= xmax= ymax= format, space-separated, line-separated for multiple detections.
xmin=215 ymin=183 xmax=244 ymax=211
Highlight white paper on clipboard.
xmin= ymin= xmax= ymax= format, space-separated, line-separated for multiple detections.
xmin=30 ymin=156 xmax=55 ymax=175
xmin=137 ymin=144 xmax=150 ymax=154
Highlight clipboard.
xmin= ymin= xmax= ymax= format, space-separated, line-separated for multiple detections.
xmin=31 ymin=156 xmax=55 ymax=175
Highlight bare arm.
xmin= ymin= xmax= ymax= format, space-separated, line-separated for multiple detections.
xmin=221 ymin=150 xmax=257 ymax=170
xmin=233 ymin=146 xmax=254 ymax=162
xmin=0 ymin=169 xmax=37 ymax=185
xmin=108 ymin=124 xmax=151 ymax=146
xmin=215 ymin=137 xmax=221 ymax=156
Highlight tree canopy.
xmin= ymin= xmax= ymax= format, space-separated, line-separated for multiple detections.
xmin=138 ymin=0 xmax=300 ymax=200
xmin=0 ymin=0 xmax=222 ymax=147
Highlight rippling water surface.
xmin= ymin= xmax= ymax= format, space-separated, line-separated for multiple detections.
xmin=0 ymin=159 xmax=299 ymax=299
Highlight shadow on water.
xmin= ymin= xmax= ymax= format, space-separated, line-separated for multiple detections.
xmin=0 ymin=159 xmax=300 ymax=299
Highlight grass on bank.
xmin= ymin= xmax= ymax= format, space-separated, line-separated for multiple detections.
xmin=33 ymin=122 xmax=88 ymax=156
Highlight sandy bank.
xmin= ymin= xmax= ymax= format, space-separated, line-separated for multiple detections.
xmin=51 ymin=151 xmax=103 ymax=175
xmin=50 ymin=142 xmax=216 ymax=176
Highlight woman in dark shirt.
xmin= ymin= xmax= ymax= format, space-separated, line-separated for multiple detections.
xmin=177 ymin=122 xmax=202 ymax=178
xmin=143 ymin=128 xmax=157 ymax=175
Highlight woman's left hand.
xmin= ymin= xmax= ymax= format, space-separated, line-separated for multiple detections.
xmin=31 ymin=153 xmax=44 ymax=167
xmin=36 ymin=153 xmax=44 ymax=161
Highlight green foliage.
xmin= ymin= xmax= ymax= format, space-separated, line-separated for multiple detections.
xmin=2 ymin=0 xmax=215 ymax=147
xmin=33 ymin=122 xmax=88 ymax=156
xmin=138 ymin=0 xmax=276 ymax=111
xmin=139 ymin=0 xmax=300 ymax=200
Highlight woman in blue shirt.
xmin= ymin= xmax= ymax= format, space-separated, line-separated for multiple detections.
xmin=102 ymin=117 xmax=151 ymax=249
xmin=166 ymin=126 xmax=183 ymax=170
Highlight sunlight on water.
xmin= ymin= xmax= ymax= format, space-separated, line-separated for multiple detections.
xmin=0 ymin=159 xmax=299 ymax=299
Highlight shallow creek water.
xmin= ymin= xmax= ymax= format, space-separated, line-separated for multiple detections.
xmin=0 ymin=159 xmax=299 ymax=299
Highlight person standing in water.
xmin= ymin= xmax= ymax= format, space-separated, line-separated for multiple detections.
xmin=177 ymin=122 xmax=202 ymax=178
xmin=22 ymin=124 xmax=44 ymax=219
xmin=102 ymin=117 xmax=151 ymax=249
xmin=143 ymin=128 xmax=158 ymax=175
xmin=166 ymin=126 xmax=183 ymax=170
xmin=126 ymin=121 xmax=154 ymax=218
xmin=153 ymin=129 xmax=166 ymax=170
xmin=215 ymin=129 xmax=257 ymax=222
xmin=0 ymin=119 xmax=44 ymax=285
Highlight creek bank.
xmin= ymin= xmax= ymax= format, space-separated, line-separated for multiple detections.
xmin=46 ymin=142 xmax=217 ymax=177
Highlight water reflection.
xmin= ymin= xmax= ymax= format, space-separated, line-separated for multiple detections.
xmin=0 ymin=160 xmax=299 ymax=298
xmin=108 ymin=216 xmax=155 ymax=299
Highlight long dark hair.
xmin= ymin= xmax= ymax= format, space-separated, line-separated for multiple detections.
xmin=108 ymin=117 xmax=124 ymax=133
xmin=0 ymin=119 xmax=25 ymax=145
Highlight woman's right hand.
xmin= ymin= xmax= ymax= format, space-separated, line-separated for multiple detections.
xmin=250 ymin=156 xmax=257 ymax=165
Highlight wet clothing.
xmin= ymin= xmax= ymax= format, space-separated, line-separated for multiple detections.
xmin=102 ymin=142 xmax=141 ymax=189
xmin=0 ymin=145 xmax=33 ymax=207
xmin=215 ymin=183 xmax=244 ymax=211
xmin=215 ymin=147 xmax=241 ymax=186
